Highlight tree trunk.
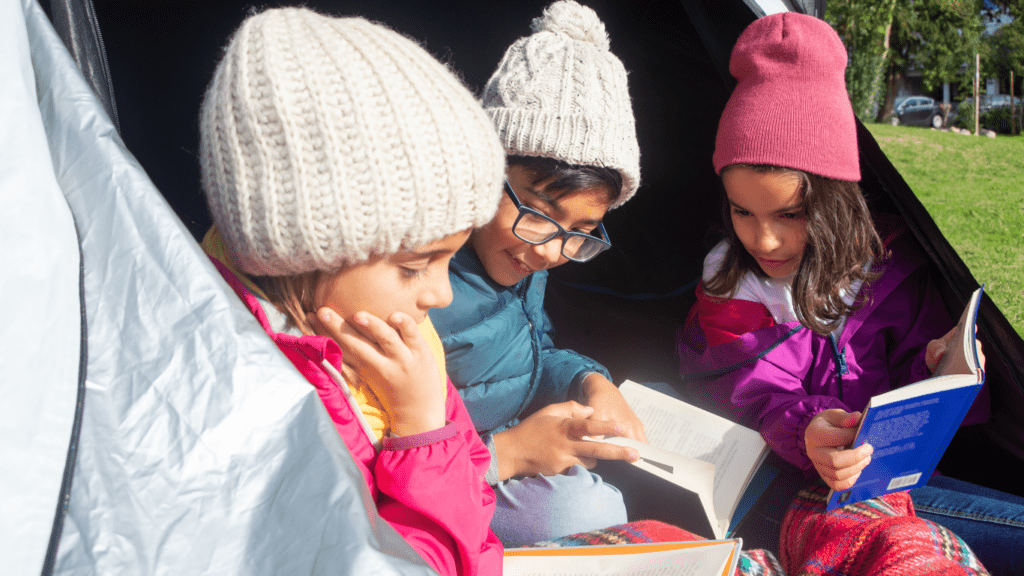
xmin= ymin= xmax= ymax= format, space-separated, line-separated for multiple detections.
xmin=876 ymin=65 xmax=902 ymax=123
xmin=868 ymin=0 xmax=898 ymax=121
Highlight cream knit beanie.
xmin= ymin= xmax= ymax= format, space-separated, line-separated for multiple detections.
xmin=483 ymin=0 xmax=640 ymax=208
xmin=200 ymin=8 xmax=505 ymax=276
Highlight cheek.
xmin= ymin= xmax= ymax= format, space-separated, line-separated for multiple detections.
xmin=731 ymin=216 xmax=754 ymax=248
xmin=789 ymin=223 xmax=809 ymax=252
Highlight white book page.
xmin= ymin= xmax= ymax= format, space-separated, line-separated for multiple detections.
xmin=618 ymin=381 xmax=767 ymax=533
xmin=503 ymin=541 xmax=736 ymax=576
xmin=595 ymin=436 xmax=718 ymax=536
xmin=933 ymin=287 xmax=983 ymax=379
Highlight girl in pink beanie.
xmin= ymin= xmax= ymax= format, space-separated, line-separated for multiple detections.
xmin=678 ymin=12 xmax=1024 ymax=573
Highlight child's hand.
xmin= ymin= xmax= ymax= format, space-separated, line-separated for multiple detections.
xmin=311 ymin=307 xmax=446 ymax=437
xmin=805 ymin=409 xmax=873 ymax=492
xmin=577 ymin=374 xmax=647 ymax=443
xmin=925 ymin=328 xmax=986 ymax=373
xmin=492 ymin=401 xmax=640 ymax=481
xmin=925 ymin=327 xmax=956 ymax=373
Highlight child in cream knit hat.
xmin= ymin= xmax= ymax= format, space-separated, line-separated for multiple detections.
xmin=430 ymin=0 xmax=645 ymax=547
xmin=198 ymin=8 xmax=505 ymax=575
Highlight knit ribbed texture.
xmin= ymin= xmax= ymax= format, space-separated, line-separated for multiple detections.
xmin=713 ymin=13 xmax=860 ymax=182
xmin=200 ymin=8 xmax=505 ymax=276
xmin=483 ymin=0 xmax=640 ymax=207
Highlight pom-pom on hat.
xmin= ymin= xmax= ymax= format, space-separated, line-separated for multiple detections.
xmin=200 ymin=8 xmax=505 ymax=277
xmin=482 ymin=0 xmax=640 ymax=208
xmin=713 ymin=12 xmax=860 ymax=181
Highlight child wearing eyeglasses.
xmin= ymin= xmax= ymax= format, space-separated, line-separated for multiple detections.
xmin=429 ymin=0 xmax=645 ymax=547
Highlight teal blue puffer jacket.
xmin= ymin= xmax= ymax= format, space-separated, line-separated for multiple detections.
xmin=430 ymin=247 xmax=611 ymax=435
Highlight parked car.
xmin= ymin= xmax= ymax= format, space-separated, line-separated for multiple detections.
xmin=960 ymin=94 xmax=1022 ymax=115
xmin=891 ymin=95 xmax=944 ymax=128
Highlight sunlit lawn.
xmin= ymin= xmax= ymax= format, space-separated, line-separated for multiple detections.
xmin=865 ymin=123 xmax=1024 ymax=338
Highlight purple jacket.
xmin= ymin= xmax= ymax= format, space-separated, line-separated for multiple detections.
xmin=677 ymin=222 xmax=990 ymax=473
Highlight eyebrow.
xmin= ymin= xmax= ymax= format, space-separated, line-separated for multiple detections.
xmin=728 ymin=199 xmax=805 ymax=214
xmin=402 ymin=248 xmax=454 ymax=260
xmin=523 ymin=184 xmax=604 ymax=228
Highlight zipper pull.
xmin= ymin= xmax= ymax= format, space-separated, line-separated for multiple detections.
xmin=829 ymin=334 xmax=849 ymax=376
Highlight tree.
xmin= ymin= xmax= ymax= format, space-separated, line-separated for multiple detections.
xmin=828 ymin=0 xmax=899 ymax=121
xmin=981 ymin=3 xmax=1024 ymax=93
xmin=827 ymin=0 xmax=986 ymax=122
xmin=882 ymin=0 xmax=985 ymax=121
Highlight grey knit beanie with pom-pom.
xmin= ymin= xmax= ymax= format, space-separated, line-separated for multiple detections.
xmin=200 ymin=7 xmax=505 ymax=276
xmin=483 ymin=0 xmax=640 ymax=207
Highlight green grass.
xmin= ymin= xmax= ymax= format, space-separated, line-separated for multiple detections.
xmin=865 ymin=124 xmax=1024 ymax=339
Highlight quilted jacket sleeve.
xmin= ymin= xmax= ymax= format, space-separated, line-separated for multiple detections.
xmin=374 ymin=379 xmax=503 ymax=576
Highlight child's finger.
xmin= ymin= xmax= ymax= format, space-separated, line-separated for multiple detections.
xmin=536 ymin=401 xmax=594 ymax=420
xmin=818 ymin=443 xmax=872 ymax=471
xmin=926 ymin=327 xmax=957 ymax=372
xmin=574 ymin=438 xmax=639 ymax=464
xmin=388 ymin=312 xmax=426 ymax=349
xmin=331 ymin=326 xmax=385 ymax=373
xmin=311 ymin=307 xmax=345 ymax=339
xmin=347 ymin=312 xmax=406 ymax=357
xmin=567 ymin=401 xmax=596 ymax=420
xmin=815 ymin=421 xmax=859 ymax=449
xmin=566 ymin=417 xmax=624 ymax=440
xmin=817 ymin=408 xmax=861 ymax=429
xmin=314 ymin=308 xmax=379 ymax=360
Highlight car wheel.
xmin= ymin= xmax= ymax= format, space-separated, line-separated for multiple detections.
xmin=931 ymin=114 xmax=942 ymax=129
xmin=890 ymin=115 xmax=900 ymax=126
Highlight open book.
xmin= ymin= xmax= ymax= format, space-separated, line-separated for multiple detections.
xmin=826 ymin=286 xmax=986 ymax=510
xmin=592 ymin=381 xmax=772 ymax=540
xmin=503 ymin=538 xmax=741 ymax=576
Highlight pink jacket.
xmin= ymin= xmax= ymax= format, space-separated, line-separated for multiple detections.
xmin=213 ymin=259 xmax=503 ymax=576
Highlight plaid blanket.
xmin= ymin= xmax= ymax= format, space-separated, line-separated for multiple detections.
xmin=529 ymin=486 xmax=988 ymax=576
xmin=781 ymin=485 xmax=989 ymax=576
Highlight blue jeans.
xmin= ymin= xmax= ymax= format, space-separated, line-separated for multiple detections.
xmin=911 ymin=475 xmax=1024 ymax=576
xmin=489 ymin=465 xmax=628 ymax=547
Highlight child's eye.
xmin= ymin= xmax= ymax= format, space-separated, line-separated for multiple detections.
xmin=731 ymin=207 xmax=751 ymax=217
xmin=400 ymin=267 xmax=427 ymax=280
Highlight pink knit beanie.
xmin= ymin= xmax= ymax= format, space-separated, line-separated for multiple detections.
xmin=713 ymin=13 xmax=859 ymax=181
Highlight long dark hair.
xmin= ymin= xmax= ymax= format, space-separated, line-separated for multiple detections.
xmin=508 ymin=155 xmax=623 ymax=204
xmin=704 ymin=164 xmax=885 ymax=336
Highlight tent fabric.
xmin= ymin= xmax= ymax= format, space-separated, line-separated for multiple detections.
xmin=5 ymin=0 xmax=1024 ymax=572
xmin=0 ymin=0 xmax=83 ymax=572
xmin=2 ymin=0 xmax=437 ymax=574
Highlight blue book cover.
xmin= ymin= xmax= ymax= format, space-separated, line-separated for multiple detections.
xmin=826 ymin=287 xmax=986 ymax=511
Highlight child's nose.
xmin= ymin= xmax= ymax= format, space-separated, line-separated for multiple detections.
xmin=530 ymin=237 xmax=564 ymax=266
xmin=421 ymin=275 xmax=454 ymax=309
xmin=754 ymin=222 xmax=781 ymax=253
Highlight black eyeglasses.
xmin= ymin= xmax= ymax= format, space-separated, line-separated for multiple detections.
xmin=503 ymin=180 xmax=611 ymax=262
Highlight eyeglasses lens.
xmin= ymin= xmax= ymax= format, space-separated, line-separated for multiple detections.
xmin=513 ymin=213 xmax=605 ymax=261
xmin=514 ymin=213 xmax=559 ymax=243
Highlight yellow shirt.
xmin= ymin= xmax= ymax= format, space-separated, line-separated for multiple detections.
xmin=202 ymin=226 xmax=448 ymax=441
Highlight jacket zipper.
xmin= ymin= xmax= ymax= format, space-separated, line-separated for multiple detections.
xmin=829 ymin=333 xmax=848 ymax=402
